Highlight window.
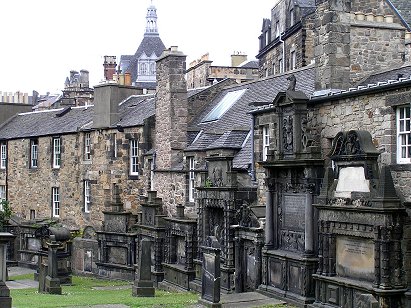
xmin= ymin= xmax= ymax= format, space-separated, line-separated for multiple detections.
xmin=272 ymin=63 xmax=276 ymax=75
xmin=149 ymin=158 xmax=154 ymax=191
xmin=290 ymin=50 xmax=297 ymax=70
xmin=188 ymin=157 xmax=195 ymax=202
xmin=30 ymin=139 xmax=38 ymax=168
xmin=279 ymin=59 xmax=284 ymax=74
xmin=52 ymin=187 xmax=60 ymax=217
xmin=52 ymin=137 xmax=61 ymax=168
xmin=113 ymin=134 xmax=118 ymax=158
xmin=263 ymin=126 xmax=270 ymax=161
xmin=149 ymin=62 xmax=155 ymax=75
xmin=202 ymin=89 xmax=247 ymax=122
xmin=0 ymin=185 xmax=5 ymax=202
xmin=130 ymin=139 xmax=139 ymax=175
xmin=84 ymin=180 xmax=91 ymax=213
xmin=84 ymin=132 xmax=91 ymax=160
xmin=397 ymin=105 xmax=411 ymax=163
xmin=30 ymin=209 xmax=35 ymax=220
xmin=275 ymin=21 xmax=280 ymax=37
xmin=290 ymin=8 xmax=294 ymax=26
xmin=0 ymin=142 xmax=6 ymax=169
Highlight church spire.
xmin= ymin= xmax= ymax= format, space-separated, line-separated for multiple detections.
xmin=145 ymin=2 xmax=159 ymax=36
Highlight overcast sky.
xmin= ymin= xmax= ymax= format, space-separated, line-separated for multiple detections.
xmin=1 ymin=0 xmax=276 ymax=95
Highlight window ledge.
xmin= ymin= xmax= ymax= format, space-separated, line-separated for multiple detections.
xmin=129 ymin=174 xmax=139 ymax=180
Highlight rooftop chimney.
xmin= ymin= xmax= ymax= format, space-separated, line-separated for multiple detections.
xmin=103 ymin=56 xmax=117 ymax=81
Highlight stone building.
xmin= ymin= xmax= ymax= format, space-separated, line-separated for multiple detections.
xmin=1 ymin=0 xmax=411 ymax=307
xmin=186 ymin=52 xmax=259 ymax=89
xmin=119 ymin=3 xmax=166 ymax=92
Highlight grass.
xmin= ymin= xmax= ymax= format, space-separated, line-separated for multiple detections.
xmin=11 ymin=276 xmax=198 ymax=308
xmin=9 ymin=274 xmax=295 ymax=308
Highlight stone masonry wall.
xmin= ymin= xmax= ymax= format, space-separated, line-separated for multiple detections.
xmin=350 ymin=21 xmax=405 ymax=84
xmin=155 ymin=48 xmax=188 ymax=170
xmin=4 ymin=125 xmax=147 ymax=230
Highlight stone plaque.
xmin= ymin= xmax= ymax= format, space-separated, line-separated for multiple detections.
xmin=282 ymin=193 xmax=306 ymax=231
xmin=336 ymin=236 xmax=374 ymax=281
xmin=84 ymin=250 xmax=92 ymax=272
xmin=27 ymin=238 xmax=41 ymax=251
xmin=108 ymin=246 xmax=127 ymax=265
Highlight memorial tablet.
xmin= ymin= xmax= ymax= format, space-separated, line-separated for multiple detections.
xmin=282 ymin=193 xmax=307 ymax=231
xmin=336 ymin=236 xmax=374 ymax=281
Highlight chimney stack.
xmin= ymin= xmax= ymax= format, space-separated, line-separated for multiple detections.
xmin=103 ymin=56 xmax=117 ymax=81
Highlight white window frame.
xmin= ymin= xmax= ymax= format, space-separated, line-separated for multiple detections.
xmin=31 ymin=139 xmax=38 ymax=168
xmin=150 ymin=158 xmax=154 ymax=191
xmin=84 ymin=132 xmax=91 ymax=160
xmin=0 ymin=142 xmax=6 ymax=169
xmin=263 ymin=126 xmax=270 ymax=161
xmin=52 ymin=137 xmax=61 ymax=168
xmin=52 ymin=187 xmax=60 ymax=217
xmin=0 ymin=185 xmax=5 ymax=202
xmin=397 ymin=105 xmax=411 ymax=164
xmin=279 ymin=59 xmax=284 ymax=74
xmin=113 ymin=133 xmax=118 ymax=158
xmin=188 ymin=157 xmax=195 ymax=202
xmin=84 ymin=180 xmax=91 ymax=213
xmin=130 ymin=139 xmax=139 ymax=176
xmin=290 ymin=50 xmax=297 ymax=70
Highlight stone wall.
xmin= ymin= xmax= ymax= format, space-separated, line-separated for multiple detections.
xmin=186 ymin=61 xmax=212 ymax=89
xmin=350 ymin=20 xmax=405 ymax=84
xmin=2 ymin=125 xmax=148 ymax=230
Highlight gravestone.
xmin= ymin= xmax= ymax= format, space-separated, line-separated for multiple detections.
xmin=132 ymin=238 xmax=155 ymax=297
xmin=44 ymin=235 xmax=62 ymax=294
xmin=198 ymin=236 xmax=222 ymax=308
xmin=0 ymin=233 xmax=15 ymax=308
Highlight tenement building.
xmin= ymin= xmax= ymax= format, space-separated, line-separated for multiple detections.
xmin=0 ymin=0 xmax=411 ymax=307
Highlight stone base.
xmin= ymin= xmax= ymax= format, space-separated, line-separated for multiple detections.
xmin=132 ymin=280 xmax=155 ymax=297
xmin=189 ymin=278 xmax=202 ymax=293
xmin=0 ymin=282 xmax=11 ymax=308
xmin=45 ymin=276 xmax=62 ymax=294
xmin=258 ymin=285 xmax=315 ymax=307
xmin=198 ymin=298 xmax=222 ymax=308
xmin=160 ymin=263 xmax=196 ymax=291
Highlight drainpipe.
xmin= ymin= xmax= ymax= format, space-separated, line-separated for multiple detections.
xmin=250 ymin=114 xmax=256 ymax=182
xmin=279 ymin=32 xmax=285 ymax=73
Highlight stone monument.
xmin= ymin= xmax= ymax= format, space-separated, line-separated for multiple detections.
xmin=132 ymin=238 xmax=155 ymax=297
xmin=310 ymin=130 xmax=407 ymax=307
xmin=45 ymin=235 xmax=62 ymax=294
xmin=198 ymin=236 xmax=222 ymax=308
xmin=0 ymin=232 xmax=15 ymax=308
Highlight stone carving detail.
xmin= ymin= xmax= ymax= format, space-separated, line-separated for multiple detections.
xmin=332 ymin=131 xmax=362 ymax=156
xmin=282 ymin=115 xmax=293 ymax=152
xmin=287 ymin=74 xmax=296 ymax=91
xmin=280 ymin=230 xmax=304 ymax=252
xmin=212 ymin=167 xmax=223 ymax=187
xmin=328 ymin=197 xmax=371 ymax=207
xmin=285 ymin=182 xmax=315 ymax=194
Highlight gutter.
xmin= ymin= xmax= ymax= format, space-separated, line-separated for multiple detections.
xmin=250 ymin=114 xmax=256 ymax=182
xmin=279 ymin=32 xmax=285 ymax=73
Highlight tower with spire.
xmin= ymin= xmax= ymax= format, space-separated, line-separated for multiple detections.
xmin=119 ymin=2 xmax=166 ymax=92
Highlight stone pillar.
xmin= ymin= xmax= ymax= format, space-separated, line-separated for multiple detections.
xmin=132 ymin=239 xmax=155 ymax=297
xmin=304 ymin=193 xmax=314 ymax=255
xmin=0 ymin=233 xmax=14 ymax=308
xmin=45 ymin=235 xmax=62 ymax=294
xmin=264 ymin=178 xmax=275 ymax=249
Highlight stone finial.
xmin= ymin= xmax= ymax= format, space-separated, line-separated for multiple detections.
xmin=287 ymin=74 xmax=296 ymax=91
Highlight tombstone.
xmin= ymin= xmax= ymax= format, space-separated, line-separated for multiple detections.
xmin=44 ymin=235 xmax=62 ymax=294
xmin=0 ymin=232 xmax=15 ymax=308
xmin=311 ymin=130 xmax=406 ymax=307
xmin=198 ymin=236 xmax=222 ymax=308
xmin=132 ymin=238 xmax=155 ymax=297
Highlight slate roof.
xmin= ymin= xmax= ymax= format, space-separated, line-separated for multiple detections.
xmin=358 ymin=65 xmax=411 ymax=87
xmin=207 ymin=130 xmax=249 ymax=150
xmin=295 ymin=0 xmax=315 ymax=8
xmin=232 ymin=135 xmax=252 ymax=170
xmin=121 ymin=35 xmax=166 ymax=85
xmin=241 ymin=61 xmax=259 ymax=69
xmin=188 ymin=65 xmax=315 ymax=134
xmin=388 ymin=0 xmax=411 ymax=31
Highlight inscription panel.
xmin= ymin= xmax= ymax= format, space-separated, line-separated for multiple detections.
xmin=336 ymin=236 xmax=374 ymax=281
xmin=282 ymin=193 xmax=307 ymax=231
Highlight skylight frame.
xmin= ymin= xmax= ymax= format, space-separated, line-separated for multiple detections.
xmin=202 ymin=89 xmax=247 ymax=123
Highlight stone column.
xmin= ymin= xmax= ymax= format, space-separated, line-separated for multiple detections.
xmin=304 ymin=192 xmax=314 ymax=255
xmin=45 ymin=235 xmax=62 ymax=294
xmin=264 ymin=178 xmax=275 ymax=249
xmin=0 ymin=233 xmax=14 ymax=308
xmin=132 ymin=239 xmax=155 ymax=297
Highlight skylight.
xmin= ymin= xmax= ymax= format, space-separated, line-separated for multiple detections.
xmin=202 ymin=89 xmax=247 ymax=122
